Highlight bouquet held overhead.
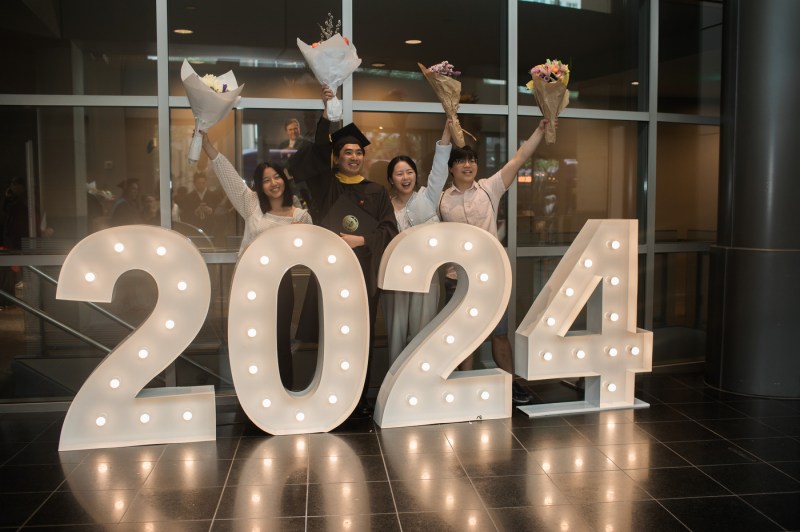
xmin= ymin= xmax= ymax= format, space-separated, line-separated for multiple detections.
xmin=296 ymin=13 xmax=361 ymax=122
xmin=418 ymin=60 xmax=473 ymax=148
xmin=181 ymin=60 xmax=244 ymax=163
xmin=527 ymin=59 xmax=570 ymax=143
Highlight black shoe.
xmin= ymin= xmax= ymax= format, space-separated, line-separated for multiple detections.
xmin=512 ymin=382 xmax=533 ymax=405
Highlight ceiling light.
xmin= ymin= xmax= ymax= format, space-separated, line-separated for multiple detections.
xmin=371 ymin=62 xmax=386 ymax=68
xmin=405 ymin=39 xmax=422 ymax=45
xmin=174 ymin=28 xmax=193 ymax=35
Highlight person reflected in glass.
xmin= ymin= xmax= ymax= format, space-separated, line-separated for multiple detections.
xmin=201 ymin=129 xmax=311 ymax=391
xmin=439 ymin=118 xmax=555 ymax=405
xmin=110 ymin=178 xmax=143 ymax=226
xmin=381 ymin=118 xmax=452 ymax=363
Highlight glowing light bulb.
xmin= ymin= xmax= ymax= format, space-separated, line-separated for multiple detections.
xmin=139 ymin=413 xmax=150 ymax=424
xmin=564 ymin=287 xmax=575 ymax=297
xmin=542 ymin=352 xmax=553 ymax=361
xmin=479 ymin=390 xmax=490 ymax=400
xmin=420 ymin=361 xmax=431 ymax=372
xmin=428 ymin=238 xmax=438 ymax=247
xmin=575 ymin=349 xmax=587 ymax=359
xmin=609 ymin=276 xmax=620 ymax=286
xmin=182 ymin=410 xmax=193 ymax=421
xmin=609 ymin=240 xmax=621 ymax=250
xmin=328 ymin=394 xmax=338 ymax=404
xmin=408 ymin=396 xmax=418 ymax=406
xmin=340 ymin=289 xmax=349 ymax=298
xmin=340 ymin=360 xmax=350 ymax=370
xmin=445 ymin=335 xmax=455 ymax=344
xmin=469 ymin=307 xmax=479 ymax=317
xmin=295 ymin=411 xmax=305 ymax=421
xmin=247 ymin=328 xmax=257 ymax=338
xmin=463 ymin=241 xmax=473 ymax=251
xmin=607 ymin=347 xmax=619 ymax=357
xmin=607 ymin=383 xmax=617 ymax=392
xmin=109 ymin=378 xmax=121 ymax=389
xmin=327 ymin=254 xmax=337 ymax=264
xmin=546 ymin=316 xmax=556 ymax=327
xmin=583 ymin=258 xmax=593 ymax=268
xmin=479 ymin=273 xmax=489 ymax=282
xmin=156 ymin=246 xmax=166 ymax=256
xmin=444 ymin=393 xmax=455 ymax=403
xmin=84 ymin=272 xmax=96 ymax=282
xmin=138 ymin=348 xmax=149 ymax=359
xmin=261 ymin=398 xmax=271 ymax=408
xmin=629 ymin=346 xmax=641 ymax=356
xmin=402 ymin=264 xmax=413 ymax=274
xmin=177 ymin=281 xmax=187 ymax=291
xmin=165 ymin=319 xmax=175 ymax=330
xmin=113 ymin=243 xmax=124 ymax=253
xmin=95 ymin=415 xmax=107 ymax=427
xmin=608 ymin=312 xmax=620 ymax=322
xmin=259 ymin=255 xmax=270 ymax=265
xmin=340 ymin=325 xmax=350 ymax=335
xmin=293 ymin=238 xmax=303 ymax=248
xmin=244 ymin=290 xmax=256 ymax=301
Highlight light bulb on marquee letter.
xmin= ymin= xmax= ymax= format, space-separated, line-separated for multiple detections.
xmin=375 ymin=223 xmax=512 ymax=428
xmin=56 ymin=225 xmax=214 ymax=451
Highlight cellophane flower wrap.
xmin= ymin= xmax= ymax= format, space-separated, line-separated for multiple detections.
xmin=418 ymin=61 xmax=467 ymax=147
xmin=181 ymin=59 xmax=244 ymax=163
xmin=297 ymin=14 xmax=360 ymax=123
xmin=527 ymin=59 xmax=570 ymax=144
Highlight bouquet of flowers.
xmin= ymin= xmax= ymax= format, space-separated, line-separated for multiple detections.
xmin=527 ymin=59 xmax=570 ymax=144
xmin=418 ymin=61 xmax=469 ymax=147
xmin=297 ymin=13 xmax=361 ymax=122
xmin=181 ymin=60 xmax=244 ymax=163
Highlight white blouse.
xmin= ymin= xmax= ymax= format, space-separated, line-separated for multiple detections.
xmin=393 ymin=141 xmax=452 ymax=230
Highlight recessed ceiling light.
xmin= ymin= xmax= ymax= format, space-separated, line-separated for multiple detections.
xmin=371 ymin=62 xmax=386 ymax=68
xmin=174 ymin=28 xmax=193 ymax=35
xmin=631 ymin=81 xmax=639 ymax=86
xmin=405 ymin=39 xmax=422 ymax=45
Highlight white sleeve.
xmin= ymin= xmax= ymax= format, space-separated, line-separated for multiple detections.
xmin=419 ymin=141 xmax=452 ymax=208
xmin=210 ymin=154 xmax=258 ymax=219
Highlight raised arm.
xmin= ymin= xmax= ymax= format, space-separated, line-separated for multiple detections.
xmin=420 ymin=119 xmax=453 ymax=205
xmin=201 ymin=131 xmax=258 ymax=219
xmin=499 ymin=119 xmax=552 ymax=189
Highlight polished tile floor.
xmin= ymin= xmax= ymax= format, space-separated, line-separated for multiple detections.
xmin=1 ymin=370 xmax=799 ymax=531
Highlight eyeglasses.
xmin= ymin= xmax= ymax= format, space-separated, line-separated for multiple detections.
xmin=453 ymin=157 xmax=478 ymax=165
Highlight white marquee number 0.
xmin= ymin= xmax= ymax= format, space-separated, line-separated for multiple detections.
xmin=374 ymin=223 xmax=513 ymax=428
xmin=56 ymin=226 xmax=215 ymax=451
xmin=227 ymin=225 xmax=369 ymax=435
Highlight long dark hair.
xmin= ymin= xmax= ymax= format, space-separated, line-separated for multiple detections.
xmin=386 ymin=155 xmax=418 ymax=189
xmin=251 ymin=161 xmax=292 ymax=213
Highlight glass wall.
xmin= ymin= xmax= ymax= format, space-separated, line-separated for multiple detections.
xmin=0 ymin=0 xmax=722 ymax=405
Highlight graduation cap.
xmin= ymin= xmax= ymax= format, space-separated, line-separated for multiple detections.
xmin=331 ymin=123 xmax=370 ymax=155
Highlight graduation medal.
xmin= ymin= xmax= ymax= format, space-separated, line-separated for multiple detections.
xmin=342 ymin=215 xmax=359 ymax=232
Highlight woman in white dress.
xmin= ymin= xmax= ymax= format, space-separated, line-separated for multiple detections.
xmin=201 ymin=131 xmax=311 ymax=390
xmin=382 ymin=119 xmax=452 ymax=363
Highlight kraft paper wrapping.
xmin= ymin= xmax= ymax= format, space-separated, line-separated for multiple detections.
xmin=418 ymin=63 xmax=467 ymax=148
xmin=529 ymin=77 xmax=569 ymax=144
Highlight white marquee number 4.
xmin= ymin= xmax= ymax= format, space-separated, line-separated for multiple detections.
xmin=227 ymin=225 xmax=370 ymax=435
xmin=515 ymin=220 xmax=652 ymax=415
xmin=56 ymin=226 xmax=215 ymax=450
xmin=374 ymin=223 xmax=513 ymax=428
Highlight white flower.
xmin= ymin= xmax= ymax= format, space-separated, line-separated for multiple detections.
xmin=201 ymin=74 xmax=225 ymax=93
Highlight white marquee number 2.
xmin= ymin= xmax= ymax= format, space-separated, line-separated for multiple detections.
xmin=227 ymin=224 xmax=369 ymax=435
xmin=56 ymin=226 xmax=215 ymax=451
xmin=374 ymin=223 xmax=513 ymax=428
xmin=515 ymin=219 xmax=652 ymax=415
